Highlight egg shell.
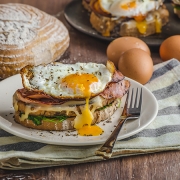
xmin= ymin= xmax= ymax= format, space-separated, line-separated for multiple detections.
xmin=160 ymin=35 xmax=180 ymax=61
xmin=107 ymin=37 xmax=151 ymax=68
xmin=118 ymin=48 xmax=153 ymax=84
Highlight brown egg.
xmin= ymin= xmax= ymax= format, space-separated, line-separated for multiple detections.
xmin=107 ymin=37 xmax=151 ymax=68
xmin=160 ymin=35 xmax=180 ymax=61
xmin=118 ymin=48 xmax=153 ymax=84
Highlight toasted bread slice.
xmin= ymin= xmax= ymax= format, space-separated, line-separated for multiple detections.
xmin=90 ymin=12 xmax=117 ymax=36
xmin=14 ymin=97 xmax=120 ymax=131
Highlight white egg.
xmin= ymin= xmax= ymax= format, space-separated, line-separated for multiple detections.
xmin=21 ymin=62 xmax=113 ymax=99
xmin=99 ymin=0 xmax=163 ymax=17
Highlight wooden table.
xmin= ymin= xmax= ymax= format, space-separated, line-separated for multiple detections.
xmin=0 ymin=0 xmax=179 ymax=179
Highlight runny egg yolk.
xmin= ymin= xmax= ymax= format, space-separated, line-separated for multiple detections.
xmin=136 ymin=20 xmax=147 ymax=34
xmin=61 ymin=73 xmax=104 ymax=136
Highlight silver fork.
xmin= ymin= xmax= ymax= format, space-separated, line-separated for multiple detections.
xmin=95 ymin=87 xmax=143 ymax=159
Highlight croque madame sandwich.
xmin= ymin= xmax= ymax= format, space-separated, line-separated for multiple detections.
xmin=83 ymin=0 xmax=169 ymax=37
xmin=13 ymin=61 xmax=130 ymax=136
xmin=172 ymin=0 xmax=180 ymax=18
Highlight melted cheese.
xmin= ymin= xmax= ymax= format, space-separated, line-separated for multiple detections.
xmin=14 ymin=95 xmax=104 ymax=136
xmin=15 ymin=98 xmax=101 ymax=121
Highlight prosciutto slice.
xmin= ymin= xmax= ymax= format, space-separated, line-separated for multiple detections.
xmin=99 ymin=79 xmax=130 ymax=99
xmin=16 ymin=89 xmax=66 ymax=105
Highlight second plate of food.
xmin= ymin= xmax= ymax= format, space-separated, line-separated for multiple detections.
xmin=64 ymin=0 xmax=180 ymax=46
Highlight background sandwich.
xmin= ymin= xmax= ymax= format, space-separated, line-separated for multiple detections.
xmin=85 ymin=0 xmax=169 ymax=37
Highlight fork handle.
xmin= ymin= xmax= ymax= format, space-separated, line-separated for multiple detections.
xmin=95 ymin=117 xmax=128 ymax=159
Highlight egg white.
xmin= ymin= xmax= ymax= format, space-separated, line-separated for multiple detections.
xmin=99 ymin=0 xmax=163 ymax=17
xmin=21 ymin=62 xmax=113 ymax=98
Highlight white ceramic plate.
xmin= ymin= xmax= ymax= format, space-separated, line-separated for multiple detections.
xmin=0 ymin=74 xmax=158 ymax=146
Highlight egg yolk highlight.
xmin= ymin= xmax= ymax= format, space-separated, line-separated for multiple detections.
xmin=61 ymin=73 xmax=104 ymax=136
xmin=121 ymin=1 xmax=136 ymax=10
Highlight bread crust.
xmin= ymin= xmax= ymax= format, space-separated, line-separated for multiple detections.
xmin=0 ymin=3 xmax=70 ymax=79
xmin=90 ymin=12 xmax=116 ymax=36
xmin=82 ymin=0 xmax=91 ymax=12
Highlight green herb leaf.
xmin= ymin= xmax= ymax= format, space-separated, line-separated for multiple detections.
xmin=28 ymin=115 xmax=43 ymax=125
xmin=117 ymin=99 xmax=121 ymax=108
xmin=43 ymin=115 xmax=67 ymax=122
xmin=96 ymin=99 xmax=121 ymax=111
xmin=96 ymin=102 xmax=113 ymax=111
xmin=175 ymin=5 xmax=180 ymax=10
xmin=28 ymin=115 xmax=68 ymax=125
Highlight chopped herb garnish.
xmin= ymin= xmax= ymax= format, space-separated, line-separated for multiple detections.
xmin=96 ymin=99 xmax=121 ymax=111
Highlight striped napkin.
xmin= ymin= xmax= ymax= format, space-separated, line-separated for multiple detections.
xmin=0 ymin=59 xmax=180 ymax=170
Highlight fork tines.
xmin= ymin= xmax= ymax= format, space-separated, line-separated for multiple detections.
xmin=127 ymin=87 xmax=142 ymax=115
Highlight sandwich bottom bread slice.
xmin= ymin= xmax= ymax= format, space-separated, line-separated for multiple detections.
xmin=13 ymin=92 xmax=120 ymax=131
xmin=13 ymin=61 xmax=130 ymax=135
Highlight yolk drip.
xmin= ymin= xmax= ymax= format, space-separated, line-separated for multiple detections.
xmin=78 ymin=124 xmax=104 ymax=136
xmin=155 ymin=18 xmax=161 ymax=33
xmin=61 ymin=73 xmax=104 ymax=136
xmin=121 ymin=1 xmax=136 ymax=10
xmin=136 ymin=20 xmax=147 ymax=34
xmin=135 ymin=17 xmax=162 ymax=35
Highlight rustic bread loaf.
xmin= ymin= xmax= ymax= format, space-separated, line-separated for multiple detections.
xmin=0 ymin=3 xmax=70 ymax=79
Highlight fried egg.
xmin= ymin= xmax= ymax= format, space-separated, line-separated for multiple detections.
xmin=21 ymin=61 xmax=115 ymax=136
xmin=21 ymin=61 xmax=114 ymax=99
xmin=99 ymin=0 xmax=163 ymax=18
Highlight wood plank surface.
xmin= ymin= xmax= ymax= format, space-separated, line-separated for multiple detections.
xmin=0 ymin=0 xmax=179 ymax=179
